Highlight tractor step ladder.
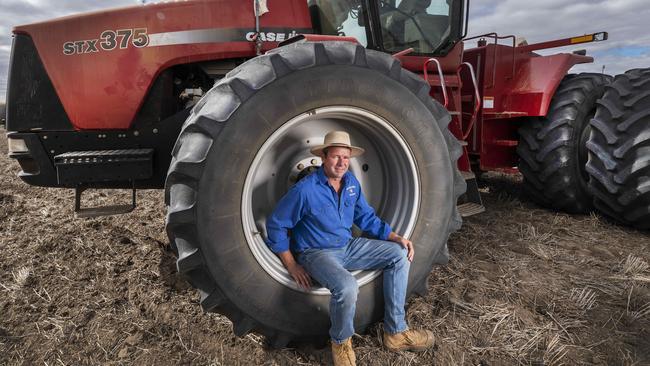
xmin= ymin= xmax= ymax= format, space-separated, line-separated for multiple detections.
xmin=74 ymin=184 xmax=137 ymax=218
xmin=53 ymin=149 xmax=154 ymax=218
xmin=457 ymin=171 xmax=485 ymax=217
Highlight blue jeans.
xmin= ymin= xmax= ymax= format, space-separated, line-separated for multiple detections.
xmin=297 ymin=237 xmax=410 ymax=343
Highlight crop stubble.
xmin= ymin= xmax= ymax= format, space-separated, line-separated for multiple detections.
xmin=0 ymin=128 xmax=648 ymax=365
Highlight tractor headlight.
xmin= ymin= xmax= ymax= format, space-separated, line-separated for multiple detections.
xmin=7 ymin=137 xmax=29 ymax=154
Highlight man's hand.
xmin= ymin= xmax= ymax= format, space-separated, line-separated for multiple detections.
xmin=286 ymin=262 xmax=312 ymax=290
xmin=277 ymin=250 xmax=312 ymax=290
xmin=389 ymin=232 xmax=414 ymax=262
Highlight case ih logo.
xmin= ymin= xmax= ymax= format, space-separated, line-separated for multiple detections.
xmin=245 ymin=30 xmax=299 ymax=42
xmin=63 ymin=28 xmax=149 ymax=55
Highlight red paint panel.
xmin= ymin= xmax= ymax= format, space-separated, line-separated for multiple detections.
xmin=506 ymin=53 xmax=593 ymax=116
xmin=479 ymin=117 xmax=521 ymax=171
xmin=462 ymin=42 xmax=594 ymax=171
xmin=464 ymin=44 xmax=593 ymax=117
xmin=14 ymin=0 xmax=312 ymax=130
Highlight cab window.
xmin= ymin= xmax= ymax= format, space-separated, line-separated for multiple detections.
xmin=379 ymin=0 xmax=453 ymax=54
xmin=308 ymin=0 xmax=368 ymax=46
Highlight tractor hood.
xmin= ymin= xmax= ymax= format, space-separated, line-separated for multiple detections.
xmin=13 ymin=3 xmax=142 ymax=34
xmin=9 ymin=0 xmax=312 ymax=130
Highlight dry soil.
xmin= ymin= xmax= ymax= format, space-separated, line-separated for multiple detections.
xmin=1 ymin=128 xmax=649 ymax=365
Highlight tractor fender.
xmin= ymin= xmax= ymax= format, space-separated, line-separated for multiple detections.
xmin=500 ymin=52 xmax=594 ymax=117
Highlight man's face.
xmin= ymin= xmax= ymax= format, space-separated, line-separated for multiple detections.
xmin=321 ymin=146 xmax=351 ymax=180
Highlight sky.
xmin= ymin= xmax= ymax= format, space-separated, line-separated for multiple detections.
xmin=1 ymin=0 xmax=649 ymax=102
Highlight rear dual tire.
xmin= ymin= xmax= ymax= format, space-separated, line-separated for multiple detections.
xmin=586 ymin=68 xmax=650 ymax=229
xmin=517 ymin=73 xmax=612 ymax=213
xmin=165 ymin=42 xmax=465 ymax=346
xmin=518 ymin=69 xmax=650 ymax=230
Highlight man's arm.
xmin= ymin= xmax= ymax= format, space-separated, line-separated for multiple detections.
xmin=388 ymin=232 xmax=414 ymax=262
xmin=277 ymin=251 xmax=312 ymax=289
xmin=354 ymin=188 xmax=415 ymax=261
xmin=266 ymin=187 xmax=305 ymax=253
xmin=265 ymin=186 xmax=313 ymax=288
xmin=353 ymin=188 xmax=393 ymax=240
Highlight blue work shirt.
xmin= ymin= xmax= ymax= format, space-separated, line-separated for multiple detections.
xmin=265 ymin=167 xmax=392 ymax=253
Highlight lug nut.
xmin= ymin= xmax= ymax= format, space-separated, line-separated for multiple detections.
xmin=311 ymin=159 xmax=317 ymax=165
xmin=297 ymin=163 xmax=304 ymax=170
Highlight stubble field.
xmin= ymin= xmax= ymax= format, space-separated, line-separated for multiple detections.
xmin=1 ymin=127 xmax=649 ymax=365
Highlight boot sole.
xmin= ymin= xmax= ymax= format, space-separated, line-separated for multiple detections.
xmin=384 ymin=344 xmax=433 ymax=352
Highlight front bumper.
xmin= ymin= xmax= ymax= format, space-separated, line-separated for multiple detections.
xmin=7 ymin=132 xmax=58 ymax=187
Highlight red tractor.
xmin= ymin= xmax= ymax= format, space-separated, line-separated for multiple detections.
xmin=6 ymin=0 xmax=649 ymax=346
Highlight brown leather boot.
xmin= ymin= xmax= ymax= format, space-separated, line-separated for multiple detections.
xmin=383 ymin=329 xmax=435 ymax=352
xmin=331 ymin=338 xmax=356 ymax=366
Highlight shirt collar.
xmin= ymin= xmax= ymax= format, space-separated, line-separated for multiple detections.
xmin=316 ymin=166 xmax=351 ymax=186
xmin=316 ymin=166 xmax=329 ymax=185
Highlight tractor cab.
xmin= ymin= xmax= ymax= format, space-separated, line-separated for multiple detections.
xmin=308 ymin=0 xmax=466 ymax=57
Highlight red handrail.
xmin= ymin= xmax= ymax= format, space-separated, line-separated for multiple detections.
xmin=423 ymin=58 xmax=448 ymax=108
xmin=458 ymin=62 xmax=481 ymax=141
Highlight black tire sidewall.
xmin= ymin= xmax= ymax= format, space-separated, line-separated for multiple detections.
xmin=587 ymin=69 xmax=650 ymax=229
xmin=570 ymin=78 xmax=607 ymax=200
xmin=518 ymin=73 xmax=610 ymax=213
xmin=196 ymin=65 xmax=455 ymax=336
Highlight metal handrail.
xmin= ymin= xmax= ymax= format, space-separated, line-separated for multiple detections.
xmin=458 ymin=62 xmax=481 ymax=141
xmin=423 ymin=58 xmax=448 ymax=108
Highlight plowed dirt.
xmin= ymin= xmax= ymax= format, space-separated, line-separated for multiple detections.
xmin=1 ymin=128 xmax=649 ymax=365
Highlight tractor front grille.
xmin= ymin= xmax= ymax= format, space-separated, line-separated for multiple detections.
xmin=6 ymin=34 xmax=74 ymax=132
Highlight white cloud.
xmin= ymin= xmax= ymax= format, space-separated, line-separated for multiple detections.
xmin=467 ymin=0 xmax=650 ymax=75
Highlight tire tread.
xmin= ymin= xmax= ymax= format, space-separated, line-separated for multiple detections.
xmin=587 ymin=68 xmax=650 ymax=228
xmin=517 ymin=73 xmax=612 ymax=213
xmin=165 ymin=41 xmax=465 ymax=344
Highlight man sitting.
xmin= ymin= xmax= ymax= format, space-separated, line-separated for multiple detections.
xmin=266 ymin=131 xmax=434 ymax=366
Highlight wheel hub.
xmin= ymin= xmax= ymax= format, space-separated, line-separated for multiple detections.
xmin=288 ymin=157 xmax=322 ymax=186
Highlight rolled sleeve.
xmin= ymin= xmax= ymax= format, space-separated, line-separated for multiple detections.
xmin=265 ymin=186 xmax=305 ymax=253
xmin=353 ymin=189 xmax=392 ymax=240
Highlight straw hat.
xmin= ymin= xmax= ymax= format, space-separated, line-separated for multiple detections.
xmin=310 ymin=131 xmax=365 ymax=157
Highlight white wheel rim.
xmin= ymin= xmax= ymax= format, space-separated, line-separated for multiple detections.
xmin=241 ymin=106 xmax=420 ymax=294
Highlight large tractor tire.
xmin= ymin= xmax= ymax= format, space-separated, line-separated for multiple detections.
xmin=164 ymin=41 xmax=465 ymax=346
xmin=586 ymin=68 xmax=650 ymax=229
xmin=517 ymin=73 xmax=612 ymax=213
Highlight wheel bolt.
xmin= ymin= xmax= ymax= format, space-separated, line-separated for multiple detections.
xmin=297 ymin=163 xmax=304 ymax=170
xmin=311 ymin=159 xmax=317 ymax=165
